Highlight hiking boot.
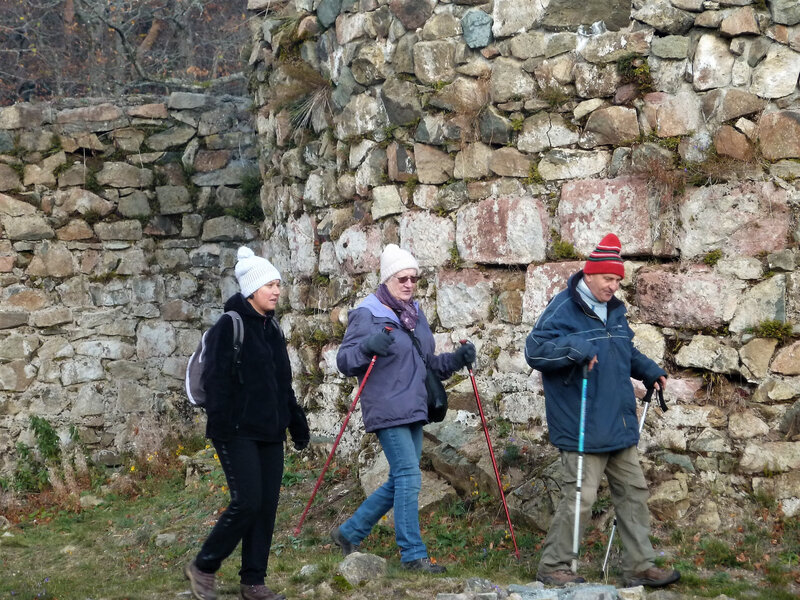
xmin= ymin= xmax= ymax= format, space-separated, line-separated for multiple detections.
xmin=330 ymin=526 xmax=360 ymax=556
xmin=239 ymin=584 xmax=286 ymax=600
xmin=624 ymin=566 xmax=681 ymax=588
xmin=401 ymin=557 xmax=447 ymax=574
xmin=536 ymin=569 xmax=586 ymax=586
xmin=184 ymin=560 xmax=217 ymax=600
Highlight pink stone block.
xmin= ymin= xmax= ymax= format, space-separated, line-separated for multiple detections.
xmin=635 ymin=266 xmax=742 ymax=329
xmin=457 ymin=195 xmax=550 ymax=265
xmin=522 ymin=261 xmax=582 ymax=324
xmin=559 ymin=177 xmax=661 ymax=256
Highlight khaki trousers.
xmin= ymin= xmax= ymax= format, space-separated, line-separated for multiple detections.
xmin=537 ymin=446 xmax=656 ymax=578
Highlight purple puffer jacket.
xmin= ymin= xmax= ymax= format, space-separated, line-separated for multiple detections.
xmin=336 ymin=294 xmax=463 ymax=432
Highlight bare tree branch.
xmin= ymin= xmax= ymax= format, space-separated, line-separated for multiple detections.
xmin=0 ymin=0 xmax=249 ymax=104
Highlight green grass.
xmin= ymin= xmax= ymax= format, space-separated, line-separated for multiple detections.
xmin=1 ymin=439 xmax=799 ymax=599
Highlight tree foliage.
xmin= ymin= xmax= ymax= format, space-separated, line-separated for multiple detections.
xmin=0 ymin=0 xmax=251 ymax=105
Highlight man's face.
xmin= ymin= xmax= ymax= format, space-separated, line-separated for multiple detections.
xmin=583 ymin=273 xmax=621 ymax=302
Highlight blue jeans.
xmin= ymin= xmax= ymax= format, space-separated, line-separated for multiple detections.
xmin=339 ymin=422 xmax=427 ymax=562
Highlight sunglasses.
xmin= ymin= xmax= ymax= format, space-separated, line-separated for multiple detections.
xmin=394 ymin=275 xmax=419 ymax=284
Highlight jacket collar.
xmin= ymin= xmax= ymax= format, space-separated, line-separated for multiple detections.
xmin=358 ymin=293 xmax=420 ymax=325
xmin=224 ymin=292 xmax=275 ymax=321
xmin=567 ymin=270 xmax=623 ymax=315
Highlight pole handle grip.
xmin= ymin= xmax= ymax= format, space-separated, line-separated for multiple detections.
xmin=459 ymin=339 xmax=474 ymax=370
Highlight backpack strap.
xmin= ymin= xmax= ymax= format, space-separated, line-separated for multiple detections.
xmin=269 ymin=316 xmax=284 ymax=340
xmin=400 ymin=327 xmax=428 ymax=367
xmin=224 ymin=311 xmax=244 ymax=384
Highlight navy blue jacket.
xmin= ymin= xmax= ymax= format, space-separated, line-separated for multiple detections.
xmin=336 ymin=294 xmax=462 ymax=432
xmin=524 ymin=271 xmax=665 ymax=453
xmin=202 ymin=293 xmax=309 ymax=445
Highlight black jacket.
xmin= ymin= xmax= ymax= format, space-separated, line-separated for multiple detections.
xmin=202 ymin=293 xmax=309 ymax=445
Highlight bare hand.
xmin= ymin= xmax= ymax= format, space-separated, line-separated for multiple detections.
xmin=654 ymin=375 xmax=667 ymax=391
xmin=587 ymin=355 xmax=598 ymax=371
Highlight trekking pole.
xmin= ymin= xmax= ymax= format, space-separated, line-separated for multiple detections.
xmin=601 ymin=385 xmax=667 ymax=575
xmin=294 ymin=326 xmax=392 ymax=536
xmin=460 ymin=340 xmax=520 ymax=559
xmin=571 ymin=363 xmax=590 ymax=574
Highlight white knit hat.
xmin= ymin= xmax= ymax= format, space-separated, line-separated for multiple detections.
xmin=380 ymin=244 xmax=419 ymax=284
xmin=235 ymin=247 xmax=281 ymax=297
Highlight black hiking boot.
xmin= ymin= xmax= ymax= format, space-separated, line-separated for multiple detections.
xmin=330 ymin=526 xmax=360 ymax=556
xmin=401 ymin=557 xmax=447 ymax=574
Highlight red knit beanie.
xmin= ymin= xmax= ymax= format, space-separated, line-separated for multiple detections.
xmin=583 ymin=233 xmax=624 ymax=278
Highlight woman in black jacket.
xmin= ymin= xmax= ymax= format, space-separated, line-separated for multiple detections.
xmin=185 ymin=247 xmax=310 ymax=600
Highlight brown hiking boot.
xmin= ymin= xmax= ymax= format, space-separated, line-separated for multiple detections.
xmin=239 ymin=584 xmax=286 ymax=600
xmin=536 ymin=569 xmax=586 ymax=586
xmin=184 ymin=560 xmax=217 ymax=600
xmin=624 ymin=566 xmax=681 ymax=588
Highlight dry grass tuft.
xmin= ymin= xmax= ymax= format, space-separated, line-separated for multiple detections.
xmin=266 ymin=60 xmax=332 ymax=132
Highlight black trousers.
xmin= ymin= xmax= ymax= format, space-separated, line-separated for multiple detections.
xmin=195 ymin=438 xmax=284 ymax=585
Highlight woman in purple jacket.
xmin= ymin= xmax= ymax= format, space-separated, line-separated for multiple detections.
xmin=331 ymin=244 xmax=475 ymax=573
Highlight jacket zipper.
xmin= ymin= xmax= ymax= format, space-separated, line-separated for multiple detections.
xmin=234 ymin=314 xmax=266 ymax=432
xmin=265 ymin=316 xmax=280 ymax=426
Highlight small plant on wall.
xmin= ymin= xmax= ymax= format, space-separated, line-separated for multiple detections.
xmin=267 ymin=59 xmax=333 ymax=134
xmin=703 ymin=249 xmax=722 ymax=267
xmin=751 ymin=320 xmax=794 ymax=343
xmin=617 ymin=53 xmax=653 ymax=93
xmin=549 ymin=230 xmax=579 ymax=260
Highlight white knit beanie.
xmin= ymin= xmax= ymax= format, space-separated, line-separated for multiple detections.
xmin=235 ymin=247 xmax=281 ymax=297
xmin=380 ymin=244 xmax=419 ymax=284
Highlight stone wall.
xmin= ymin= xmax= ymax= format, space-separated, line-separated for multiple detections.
xmin=2 ymin=0 xmax=800 ymax=530
xmin=244 ymin=0 xmax=800 ymax=528
xmin=0 ymin=94 xmax=259 ymax=471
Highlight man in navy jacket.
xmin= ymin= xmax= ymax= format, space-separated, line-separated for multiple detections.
xmin=525 ymin=234 xmax=680 ymax=589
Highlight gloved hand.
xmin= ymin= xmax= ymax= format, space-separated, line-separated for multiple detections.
xmin=360 ymin=330 xmax=394 ymax=357
xmin=288 ymin=403 xmax=310 ymax=451
xmin=455 ymin=342 xmax=476 ymax=368
xmin=645 ymin=373 xmax=667 ymax=390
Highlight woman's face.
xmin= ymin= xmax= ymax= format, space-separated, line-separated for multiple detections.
xmin=385 ymin=268 xmax=418 ymax=303
xmin=248 ymin=280 xmax=281 ymax=314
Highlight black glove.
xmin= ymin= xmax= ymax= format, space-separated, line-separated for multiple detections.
xmin=360 ymin=330 xmax=394 ymax=357
xmin=455 ymin=342 xmax=476 ymax=368
xmin=644 ymin=373 xmax=666 ymax=390
xmin=288 ymin=403 xmax=310 ymax=451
